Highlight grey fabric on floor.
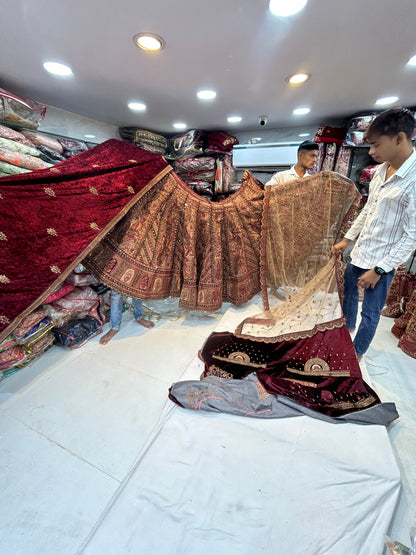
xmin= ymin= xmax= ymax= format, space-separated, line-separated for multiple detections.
xmin=170 ymin=373 xmax=399 ymax=426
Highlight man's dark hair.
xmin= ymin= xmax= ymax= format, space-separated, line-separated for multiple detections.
xmin=365 ymin=107 xmax=415 ymax=140
xmin=298 ymin=140 xmax=319 ymax=153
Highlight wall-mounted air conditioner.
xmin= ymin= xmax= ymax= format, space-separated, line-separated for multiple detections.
xmin=232 ymin=142 xmax=299 ymax=167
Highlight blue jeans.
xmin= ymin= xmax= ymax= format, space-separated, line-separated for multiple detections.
xmin=343 ymin=263 xmax=394 ymax=356
xmin=110 ymin=290 xmax=143 ymax=330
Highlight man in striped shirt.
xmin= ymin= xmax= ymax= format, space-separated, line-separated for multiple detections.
xmin=331 ymin=108 xmax=416 ymax=361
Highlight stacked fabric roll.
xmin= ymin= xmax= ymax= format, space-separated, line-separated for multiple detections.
xmin=0 ymin=124 xmax=91 ymax=177
xmin=0 ymin=266 xmax=111 ymax=379
xmin=119 ymin=127 xmax=168 ymax=155
xmin=0 ymin=125 xmax=52 ymax=175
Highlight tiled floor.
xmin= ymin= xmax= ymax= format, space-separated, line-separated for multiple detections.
xmin=0 ymin=300 xmax=414 ymax=553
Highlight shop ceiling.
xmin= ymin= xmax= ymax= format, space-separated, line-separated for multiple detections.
xmin=1 ymin=0 xmax=416 ymax=133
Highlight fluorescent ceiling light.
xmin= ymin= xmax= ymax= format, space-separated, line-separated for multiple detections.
xmin=287 ymin=73 xmax=310 ymax=85
xmin=128 ymin=102 xmax=146 ymax=111
xmin=84 ymin=134 xmax=96 ymax=139
xmin=298 ymin=133 xmax=310 ymax=137
xmin=407 ymin=54 xmax=416 ymax=66
xmin=227 ymin=116 xmax=242 ymax=123
xmin=133 ymin=33 xmax=165 ymax=51
xmin=197 ymin=90 xmax=216 ymax=100
xmin=43 ymin=61 xmax=72 ymax=76
xmin=293 ymin=107 xmax=310 ymax=115
xmin=173 ymin=122 xmax=187 ymax=129
xmin=269 ymin=0 xmax=308 ymax=17
xmin=375 ymin=96 xmax=399 ymax=106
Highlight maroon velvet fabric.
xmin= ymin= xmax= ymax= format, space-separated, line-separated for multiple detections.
xmin=199 ymin=327 xmax=382 ymax=417
xmin=0 ymin=139 xmax=169 ymax=341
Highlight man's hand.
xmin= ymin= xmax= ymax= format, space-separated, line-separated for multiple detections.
xmin=330 ymin=238 xmax=350 ymax=257
xmin=357 ymin=269 xmax=381 ymax=289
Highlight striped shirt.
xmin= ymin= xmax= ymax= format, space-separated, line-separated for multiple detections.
xmin=344 ymin=149 xmax=416 ymax=272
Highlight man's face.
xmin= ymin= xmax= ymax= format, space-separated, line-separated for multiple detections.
xmin=298 ymin=149 xmax=319 ymax=169
xmin=367 ymin=133 xmax=399 ymax=163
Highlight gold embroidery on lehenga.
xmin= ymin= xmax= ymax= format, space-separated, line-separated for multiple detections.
xmin=89 ymin=186 xmax=99 ymax=196
xmin=128 ymin=159 xmax=138 ymax=163
xmin=47 ymin=228 xmax=58 ymax=237
xmin=90 ymin=222 xmax=100 ymax=231
xmin=50 ymin=265 xmax=61 ymax=274
xmin=0 ymin=232 xmax=7 ymax=241
xmin=255 ymin=380 xmax=271 ymax=399
xmin=0 ymin=275 xmax=10 ymax=284
xmin=282 ymin=377 xmax=319 ymax=388
xmin=49 ymin=167 xmax=59 ymax=173
xmin=0 ymin=314 xmax=10 ymax=324
xmin=44 ymin=187 xmax=56 ymax=197
xmin=127 ymin=186 xmax=135 ymax=194
xmin=206 ymin=365 xmax=233 ymax=379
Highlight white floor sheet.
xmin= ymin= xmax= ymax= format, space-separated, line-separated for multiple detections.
xmin=0 ymin=298 xmax=413 ymax=555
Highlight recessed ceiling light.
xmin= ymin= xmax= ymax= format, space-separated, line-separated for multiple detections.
xmin=128 ymin=102 xmax=146 ymax=111
xmin=287 ymin=73 xmax=310 ymax=85
xmin=375 ymin=96 xmax=399 ymax=106
xmin=173 ymin=122 xmax=187 ymax=129
xmin=269 ymin=0 xmax=308 ymax=17
xmin=298 ymin=133 xmax=310 ymax=137
xmin=43 ymin=61 xmax=73 ymax=76
xmin=227 ymin=116 xmax=242 ymax=123
xmin=293 ymin=107 xmax=310 ymax=115
xmin=197 ymin=90 xmax=217 ymax=100
xmin=407 ymin=54 xmax=416 ymax=66
xmin=84 ymin=134 xmax=96 ymax=139
xmin=133 ymin=33 xmax=165 ymax=52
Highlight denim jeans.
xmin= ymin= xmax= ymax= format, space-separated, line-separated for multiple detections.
xmin=110 ymin=290 xmax=143 ymax=330
xmin=343 ymin=262 xmax=394 ymax=356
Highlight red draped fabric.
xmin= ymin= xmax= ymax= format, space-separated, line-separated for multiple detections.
xmin=0 ymin=139 xmax=169 ymax=342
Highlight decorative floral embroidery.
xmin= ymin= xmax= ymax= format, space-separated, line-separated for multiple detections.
xmin=255 ymin=380 xmax=270 ymax=399
xmin=0 ymin=314 xmax=10 ymax=324
xmin=92 ymin=164 xmax=99 ymax=168
xmin=44 ymin=187 xmax=56 ymax=197
xmin=128 ymin=159 xmax=138 ymax=163
xmin=0 ymin=232 xmax=7 ymax=241
xmin=50 ymin=265 xmax=61 ymax=274
xmin=127 ymin=186 xmax=135 ymax=194
xmin=206 ymin=365 xmax=233 ymax=379
xmin=90 ymin=222 xmax=100 ymax=231
xmin=49 ymin=168 xmax=59 ymax=173
xmin=0 ymin=275 xmax=10 ymax=283
xmin=89 ymin=186 xmax=99 ymax=196
xmin=304 ymin=357 xmax=330 ymax=375
xmin=47 ymin=228 xmax=58 ymax=237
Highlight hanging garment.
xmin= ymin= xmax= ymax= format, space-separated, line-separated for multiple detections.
xmin=84 ymin=170 xmax=264 ymax=311
xmin=0 ymin=139 xmax=169 ymax=342
xmin=392 ymin=287 xmax=416 ymax=359
xmin=236 ymin=171 xmax=361 ymax=343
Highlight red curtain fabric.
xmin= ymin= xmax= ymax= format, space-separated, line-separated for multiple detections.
xmin=0 ymin=139 xmax=169 ymax=342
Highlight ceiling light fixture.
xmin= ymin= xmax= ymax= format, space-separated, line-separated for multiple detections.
xmin=287 ymin=73 xmax=310 ymax=85
xmin=197 ymin=90 xmax=216 ymax=100
xmin=298 ymin=133 xmax=310 ymax=137
xmin=128 ymin=102 xmax=146 ymax=111
xmin=173 ymin=122 xmax=187 ymax=129
xmin=375 ymin=96 xmax=399 ymax=106
xmin=227 ymin=116 xmax=242 ymax=123
xmin=407 ymin=54 xmax=416 ymax=66
xmin=269 ymin=0 xmax=308 ymax=17
xmin=43 ymin=61 xmax=73 ymax=76
xmin=84 ymin=134 xmax=96 ymax=139
xmin=133 ymin=33 xmax=165 ymax=52
xmin=293 ymin=107 xmax=310 ymax=115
